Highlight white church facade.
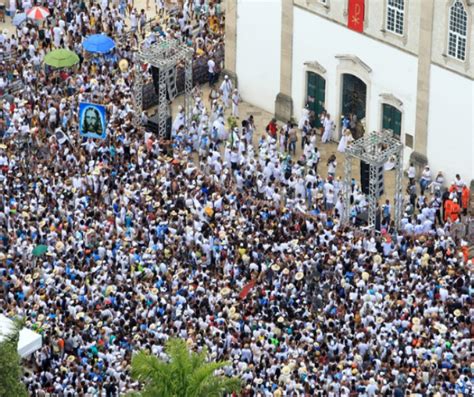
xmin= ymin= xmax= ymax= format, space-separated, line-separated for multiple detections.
xmin=224 ymin=0 xmax=474 ymax=182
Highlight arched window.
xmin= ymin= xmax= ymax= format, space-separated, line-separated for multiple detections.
xmin=448 ymin=0 xmax=468 ymax=61
xmin=386 ymin=0 xmax=405 ymax=35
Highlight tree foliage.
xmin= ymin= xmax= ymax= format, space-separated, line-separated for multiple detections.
xmin=0 ymin=319 xmax=28 ymax=397
xmin=129 ymin=338 xmax=241 ymax=397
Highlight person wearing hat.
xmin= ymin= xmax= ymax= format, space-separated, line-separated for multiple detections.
xmin=1 ymin=2 xmax=471 ymax=393
xmin=419 ymin=165 xmax=432 ymax=196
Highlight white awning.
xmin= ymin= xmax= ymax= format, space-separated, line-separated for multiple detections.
xmin=0 ymin=314 xmax=43 ymax=358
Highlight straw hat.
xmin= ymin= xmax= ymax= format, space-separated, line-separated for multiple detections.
xmin=373 ymin=255 xmax=382 ymax=265
xmin=453 ymin=309 xmax=461 ymax=317
xmin=362 ymin=272 xmax=370 ymax=281
xmin=231 ymin=312 xmax=241 ymax=320
xmin=271 ymin=264 xmax=280 ymax=272
xmin=434 ymin=322 xmax=447 ymax=334
xmin=119 ymin=59 xmax=129 ymax=71
xmin=281 ymin=366 xmax=291 ymax=375
xmin=55 ymin=241 xmax=64 ymax=251
xmin=412 ymin=317 xmax=421 ymax=325
xmin=220 ymin=287 xmax=231 ymax=296
xmin=295 ymin=272 xmax=304 ymax=281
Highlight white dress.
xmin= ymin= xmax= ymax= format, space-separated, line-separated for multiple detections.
xmin=172 ymin=111 xmax=185 ymax=133
xmin=322 ymin=118 xmax=333 ymax=143
xmin=337 ymin=134 xmax=353 ymax=153
xmin=220 ymin=80 xmax=233 ymax=107
xmin=298 ymin=108 xmax=310 ymax=129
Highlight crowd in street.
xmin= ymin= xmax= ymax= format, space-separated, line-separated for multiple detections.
xmin=0 ymin=1 xmax=472 ymax=397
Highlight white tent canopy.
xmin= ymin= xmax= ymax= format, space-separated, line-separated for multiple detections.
xmin=0 ymin=314 xmax=42 ymax=358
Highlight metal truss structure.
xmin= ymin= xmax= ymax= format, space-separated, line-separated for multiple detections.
xmin=133 ymin=39 xmax=194 ymax=136
xmin=342 ymin=130 xmax=404 ymax=230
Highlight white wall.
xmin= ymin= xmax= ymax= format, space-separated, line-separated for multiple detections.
xmin=236 ymin=0 xmax=281 ymax=114
xmin=427 ymin=66 xmax=474 ymax=182
xmin=292 ymin=7 xmax=418 ymax=150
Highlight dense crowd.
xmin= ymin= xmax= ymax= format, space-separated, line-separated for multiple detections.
xmin=0 ymin=1 xmax=472 ymax=397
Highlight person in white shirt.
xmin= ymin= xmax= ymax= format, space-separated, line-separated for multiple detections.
xmin=22 ymin=0 xmax=32 ymax=11
xmin=207 ymin=58 xmax=216 ymax=85
xmin=407 ymin=163 xmax=416 ymax=184
xmin=53 ymin=24 xmax=62 ymax=47
xmin=419 ymin=165 xmax=431 ymax=195
xmin=220 ymin=75 xmax=233 ymax=109
xmin=454 ymin=174 xmax=464 ymax=193
xmin=9 ymin=0 xmax=16 ymax=16
xmin=327 ymin=155 xmax=337 ymax=178
xmin=129 ymin=9 xmax=138 ymax=32
xmin=231 ymin=89 xmax=240 ymax=118
xmin=321 ymin=113 xmax=334 ymax=143
xmin=155 ymin=0 xmax=165 ymax=16
xmin=114 ymin=17 xmax=124 ymax=34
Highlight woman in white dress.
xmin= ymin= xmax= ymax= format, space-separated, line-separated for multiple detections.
xmin=337 ymin=129 xmax=353 ymax=153
xmin=321 ymin=113 xmax=334 ymax=143
xmin=172 ymin=106 xmax=185 ymax=133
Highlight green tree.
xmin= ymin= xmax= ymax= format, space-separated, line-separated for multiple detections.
xmin=129 ymin=338 xmax=241 ymax=397
xmin=0 ymin=319 xmax=28 ymax=397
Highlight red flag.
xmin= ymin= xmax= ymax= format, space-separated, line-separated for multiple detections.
xmin=239 ymin=279 xmax=256 ymax=300
xmin=348 ymin=0 xmax=365 ymax=33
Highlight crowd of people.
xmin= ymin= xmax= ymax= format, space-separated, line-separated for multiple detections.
xmin=0 ymin=1 xmax=472 ymax=396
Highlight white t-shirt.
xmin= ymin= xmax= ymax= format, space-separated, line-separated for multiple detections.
xmin=207 ymin=59 xmax=215 ymax=73
xmin=130 ymin=13 xmax=137 ymax=28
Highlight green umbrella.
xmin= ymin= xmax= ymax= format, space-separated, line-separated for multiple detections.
xmin=32 ymin=245 xmax=48 ymax=257
xmin=44 ymin=49 xmax=80 ymax=68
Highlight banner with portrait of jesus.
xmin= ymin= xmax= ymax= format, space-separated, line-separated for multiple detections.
xmin=79 ymin=103 xmax=107 ymax=139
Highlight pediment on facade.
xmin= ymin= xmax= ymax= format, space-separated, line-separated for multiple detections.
xmin=335 ymin=55 xmax=372 ymax=73
xmin=379 ymin=93 xmax=403 ymax=108
xmin=304 ymin=61 xmax=327 ymax=74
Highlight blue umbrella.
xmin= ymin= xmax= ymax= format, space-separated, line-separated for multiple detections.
xmin=12 ymin=13 xmax=27 ymax=27
xmin=83 ymin=34 xmax=115 ymax=54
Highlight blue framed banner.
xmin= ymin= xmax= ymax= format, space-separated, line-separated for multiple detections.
xmin=79 ymin=103 xmax=107 ymax=139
